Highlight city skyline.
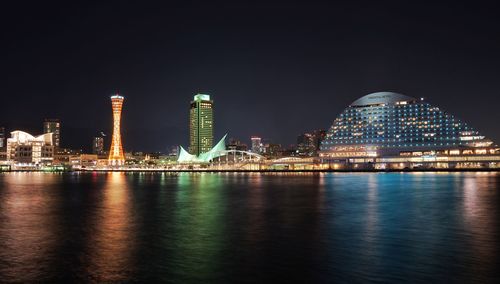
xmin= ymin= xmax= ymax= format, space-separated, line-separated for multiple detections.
xmin=0 ymin=91 xmax=330 ymax=155
xmin=1 ymin=2 xmax=500 ymax=151
xmin=2 ymin=2 xmax=500 ymax=283
xmin=1 ymin=89 xmax=499 ymax=154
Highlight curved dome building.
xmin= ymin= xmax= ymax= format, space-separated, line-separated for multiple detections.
xmin=320 ymin=92 xmax=500 ymax=169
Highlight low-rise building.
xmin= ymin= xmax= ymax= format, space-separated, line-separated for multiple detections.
xmin=6 ymin=131 xmax=54 ymax=166
xmin=69 ymin=154 xmax=99 ymax=168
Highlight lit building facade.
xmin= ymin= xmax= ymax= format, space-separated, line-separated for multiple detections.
xmin=44 ymin=119 xmax=61 ymax=147
xmin=108 ymin=94 xmax=125 ymax=166
xmin=320 ymin=92 xmax=500 ymax=169
xmin=6 ymin=131 xmax=54 ymax=165
xmin=251 ymin=136 xmax=262 ymax=153
xmin=189 ymin=94 xmax=214 ymax=156
xmin=179 ymin=134 xmax=227 ymax=163
xmin=92 ymin=136 xmax=104 ymax=155
xmin=0 ymin=127 xmax=5 ymax=148
xmin=70 ymin=154 xmax=99 ymax=168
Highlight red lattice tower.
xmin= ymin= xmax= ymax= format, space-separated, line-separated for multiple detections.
xmin=108 ymin=94 xmax=125 ymax=166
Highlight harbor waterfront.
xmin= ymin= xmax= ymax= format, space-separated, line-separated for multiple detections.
xmin=1 ymin=171 xmax=500 ymax=282
xmin=1 ymin=92 xmax=499 ymax=172
xmin=3 ymin=2 xmax=500 ymax=282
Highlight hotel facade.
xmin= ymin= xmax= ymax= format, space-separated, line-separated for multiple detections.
xmin=319 ymin=92 xmax=500 ymax=169
xmin=189 ymin=94 xmax=214 ymax=156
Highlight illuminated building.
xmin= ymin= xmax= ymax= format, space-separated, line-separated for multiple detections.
xmin=0 ymin=127 xmax=6 ymax=162
xmin=70 ymin=154 xmax=98 ymax=168
xmin=320 ymin=92 xmax=500 ymax=169
xmin=108 ymin=94 xmax=125 ymax=166
xmin=178 ymin=134 xmax=227 ymax=163
xmin=0 ymin=127 xmax=5 ymax=148
xmin=6 ymin=131 xmax=54 ymax=165
xmin=92 ymin=136 xmax=104 ymax=155
xmin=53 ymin=147 xmax=83 ymax=165
xmin=251 ymin=136 xmax=262 ymax=153
xmin=189 ymin=94 xmax=213 ymax=156
xmin=44 ymin=119 xmax=61 ymax=147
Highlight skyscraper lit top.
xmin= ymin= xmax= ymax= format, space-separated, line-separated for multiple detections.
xmin=189 ymin=94 xmax=214 ymax=156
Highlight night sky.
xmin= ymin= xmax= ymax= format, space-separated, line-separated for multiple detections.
xmin=1 ymin=1 xmax=499 ymax=152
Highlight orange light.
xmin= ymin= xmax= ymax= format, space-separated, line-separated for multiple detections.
xmin=108 ymin=95 xmax=125 ymax=166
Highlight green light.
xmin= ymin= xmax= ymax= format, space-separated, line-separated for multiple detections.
xmin=193 ymin=94 xmax=210 ymax=101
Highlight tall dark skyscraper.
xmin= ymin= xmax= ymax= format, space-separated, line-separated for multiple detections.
xmin=43 ymin=119 xmax=61 ymax=147
xmin=189 ymin=94 xmax=214 ymax=156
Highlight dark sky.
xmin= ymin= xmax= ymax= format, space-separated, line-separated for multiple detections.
xmin=1 ymin=1 xmax=499 ymax=152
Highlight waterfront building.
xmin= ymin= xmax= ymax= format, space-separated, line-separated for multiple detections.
xmin=177 ymin=134 xmax=265 ymax=167
xmin=44 ymin=119 xmax=61 ymax=147
xmin=251 ymin=136 xmax=262 ymax=153
xmin=108 ymin=94 xmax=125 ymax=166
xmin=189 ymin=94 xmax=214 ymax=156
xmin=0 ymin=127 xmax=6 ymax=161
xmin=69 ymin=154 xmax=98 ymax=168
xmin=92 ymin=137 xmax=104 ymax=155
xmin=179 ymin=134 xmax=227 ymax=163
xmin=53 ymin=148 xmax=83 ymax=165
xmin=6 ymin=131 xmax=54 ymax=165
xmin=320 ymin=92 xmax=500 ymax=169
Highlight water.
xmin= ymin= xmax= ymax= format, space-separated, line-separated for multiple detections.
xmin=0 ymin=172 xmax=499 ymax=283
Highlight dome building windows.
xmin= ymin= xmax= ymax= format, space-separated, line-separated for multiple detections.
xmin=319 ymin=92 xmax=499 ymax=169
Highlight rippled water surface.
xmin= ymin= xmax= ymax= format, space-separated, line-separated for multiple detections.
xmin=1 ymin=172 xmax=500 ymax=283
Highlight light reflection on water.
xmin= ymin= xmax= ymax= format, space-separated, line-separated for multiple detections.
xmin=0 ymin=173 xmax=60 ymax=281
xmin=0 ymin=172 xmax=499 ymax=282
xmin=85 ymin=172 xmax=137 ymax=282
